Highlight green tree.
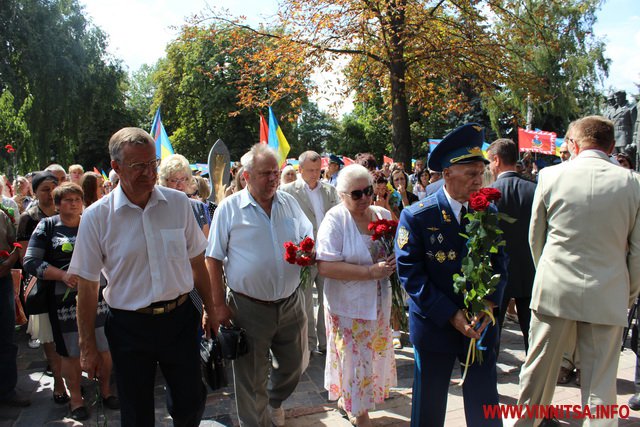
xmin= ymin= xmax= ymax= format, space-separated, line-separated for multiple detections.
xmin=200 ymin=0 xmax=610 ymax=167
xmin=0 ymin=0 xmax=132 ymax=171
xmin=0 ymin=89 xmax=32 ymax=175
xmin=152 ymin=24 xmax=308 ymax=162
xmin=127 ymin=63 xmax=159 ymax=130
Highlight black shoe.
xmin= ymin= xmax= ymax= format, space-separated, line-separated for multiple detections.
xmin=44 ymin=364 xmax=53 ymax=377
xmin=70 ymin=405 xmax=90 ymax=421
xmin=539 ymin=418 xmax=559 ymax=427
xmin=102 ymin=395 xmax=120 ymax=410
xmin=629 ymin=393 xmax=640 ymax=410
xmin=0 ymin=391 xmax=31 ymax=407
xmin=53 ymin=392 xmax=70 ymax=405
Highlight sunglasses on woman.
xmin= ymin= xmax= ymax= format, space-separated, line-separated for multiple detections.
xmin=344 ymin=185 xmax=374 ymax=200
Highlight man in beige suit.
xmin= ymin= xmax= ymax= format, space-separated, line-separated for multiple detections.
xmin=516 ymin=116 xmax=640 ymax=427
xmin=281 ymin=151 xmax=340 ymax=355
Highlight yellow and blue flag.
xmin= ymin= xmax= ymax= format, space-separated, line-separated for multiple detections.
xmin=268 ymin=107 xmax=290 ymax=167
xmin=150 ymin=107 xmax=175 ymax=160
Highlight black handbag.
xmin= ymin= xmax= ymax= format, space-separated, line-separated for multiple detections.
xmin=24 ymin=275 xmax=49 ymax=316
xmin=218 ymin=324 xmax=249 ymax=360
xmin=200 ymin=335 xmax=228 ymax=391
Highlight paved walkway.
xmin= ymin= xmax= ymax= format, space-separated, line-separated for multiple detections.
xmin=2 ymin=318 xmax=639 ymax=426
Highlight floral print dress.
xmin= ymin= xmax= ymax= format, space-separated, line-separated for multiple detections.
xmin=324 ymin=235 xmax=397 ymax=417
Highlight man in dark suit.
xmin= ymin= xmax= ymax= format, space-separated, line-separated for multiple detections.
xmin=487 ymin=138 xmax=537 ymax=354
xmin=396 ymin=123 xmax=507 ymax=427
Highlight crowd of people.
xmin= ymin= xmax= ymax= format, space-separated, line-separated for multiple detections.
xmin=1 ymin=114 xmax=639 ymax=427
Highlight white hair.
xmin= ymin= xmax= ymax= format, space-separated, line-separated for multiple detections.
xmin=241 ymin=144 xmax=278 ymax=172
xmin=336 ymin=164 xmax=372 ymax=193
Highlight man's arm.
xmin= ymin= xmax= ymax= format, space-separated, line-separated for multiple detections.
xmin=204 ymin=256 xmax=233 ymax=328
xmin=528 ymin=175 xmax=547 ymax=266
xmin=191 ymin=253 xmax=221 ymax=338
xmin=76 ymin=276 xmax=100 ymax=379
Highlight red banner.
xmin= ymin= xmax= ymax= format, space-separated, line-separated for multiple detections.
xmin=518 ymin=128 xmax=557 ymax=154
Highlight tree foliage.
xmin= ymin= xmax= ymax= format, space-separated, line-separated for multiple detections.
xmin=0 ymin=0 xmax=132 ymax=174
xmin=152 ymin=24 xmax=309 ymax=162
xmin=0 ymin=89 xmax=32 ymax=175
xmin=198 ymin=0 xmax=610 ymax=166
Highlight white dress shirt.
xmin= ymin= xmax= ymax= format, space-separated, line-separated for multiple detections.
xmin=68 ymin=185 xmax=208 ymax=310
xmin=304 ymin=180 xmax=326 ymax=228
xmin=443 ymin=186 xmax=468 ymax=224
xmin=206 ymin=189 xmax=313 ymax=301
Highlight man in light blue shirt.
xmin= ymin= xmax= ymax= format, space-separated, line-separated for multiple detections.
xmin=206 ymin=144 xmax=313 ymax=427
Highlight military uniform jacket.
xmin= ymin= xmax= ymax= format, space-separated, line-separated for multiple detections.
xmin=395 ymin=188 xmax=507 ymax=354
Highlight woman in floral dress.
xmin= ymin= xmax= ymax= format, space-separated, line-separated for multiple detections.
xmin=316 ymin=164 xmax=397 ymax=427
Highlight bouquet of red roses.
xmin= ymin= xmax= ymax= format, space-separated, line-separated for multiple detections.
xmin=453 ymin=187 xmax=513 ymax=383
xmin=283 ymin=236 xmax=315 ymax=289
xmin=368 ymin=218 xmax=406 ymax=330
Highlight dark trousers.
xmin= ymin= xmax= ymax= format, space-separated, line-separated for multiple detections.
xmin=411 ymin=328 xmax=502 ymax=426
xmin=0 ymin=274 xmax=17 ymax=399
xmin=105 ymin=300 xmax=205 ymax=427
xmin=496 ymin=295 xmax=532 ymax=355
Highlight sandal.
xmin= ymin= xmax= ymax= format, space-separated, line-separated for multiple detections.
xmin=557 ymin=367 xmax=574 ymax=385
xmin=337 ymin=398 xmax=357 ymax=425
xmin=70 ymin=405 xmax=90 ymax=421
xmin=53 ymin=392 xmax=70 ymax=405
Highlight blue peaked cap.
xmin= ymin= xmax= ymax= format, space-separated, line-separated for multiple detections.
xmin=427 ymin=123 xmax=489 ymax=172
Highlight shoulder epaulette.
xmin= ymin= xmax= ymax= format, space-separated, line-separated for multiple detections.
xmin=408 ymin=195 xmax=438 ymax=214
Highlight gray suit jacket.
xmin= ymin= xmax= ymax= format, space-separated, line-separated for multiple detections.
xmin=280 ymin=179 xmax=341 ymax=237
xmin=529 ymin=150 xmax=640 ymax=326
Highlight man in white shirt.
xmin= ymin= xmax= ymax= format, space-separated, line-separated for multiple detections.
xmin=69 ymin=127 xmax=216 ymax=427
xmin=281 ymin=151 xmax=340 ymax=356
xmin=206 ymin=144 xmax=313 ymax=427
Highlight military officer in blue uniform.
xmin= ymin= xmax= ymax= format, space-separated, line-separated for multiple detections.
xmin=396 ymin=123 xmax=508 ymax=427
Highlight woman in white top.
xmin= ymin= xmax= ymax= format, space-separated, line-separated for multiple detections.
xmin=316 ymin=164 xmax=397 ymax=427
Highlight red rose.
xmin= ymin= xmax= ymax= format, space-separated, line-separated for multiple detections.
xmin=479 ymin=187 xmax=501 ymax=202
xmin=299 ymin=236 xmax=314 ymax=252
xmin=0 ymin=250 xmax=9 ymax=258
xmin=12 ymin=242 xmax=22 ymax=249
xmin=296 ymin=255 xmax=312 ymax=266
xmin=285 ymin=252 xmax=297 ymax=264
xmin=469 ymin=193 xmax=490 ymax=211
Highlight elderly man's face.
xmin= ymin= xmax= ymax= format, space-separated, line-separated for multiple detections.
xmin=443 ymin=162 xmax=485 ymax=202
xmin=245 ymin=154 xmax=279 ymax=200
xmin=112 ymin=142 xmax=158 ymax=198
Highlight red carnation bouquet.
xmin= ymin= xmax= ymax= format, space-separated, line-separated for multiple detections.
xmin=453 ymin=187 xmax=513 ymax=383
xmin=368 ymin=218 xmax=406 ymax=330
xmin=283 ymin=236 xmax=315 ymax=289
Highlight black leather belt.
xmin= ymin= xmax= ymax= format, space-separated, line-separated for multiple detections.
xmin=136 ymin=293 xmax=189 ymax=315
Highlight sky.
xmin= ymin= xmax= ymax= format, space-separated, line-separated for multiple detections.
xmin=79 ymin=0 xmax=640 ymax=113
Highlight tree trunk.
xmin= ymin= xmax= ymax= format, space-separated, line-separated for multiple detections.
xmin=387 ymin=0 xmax=411 ymax=169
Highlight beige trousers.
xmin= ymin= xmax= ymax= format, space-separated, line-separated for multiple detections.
xmin=516 ymin=311 xmax=622 ymax=427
